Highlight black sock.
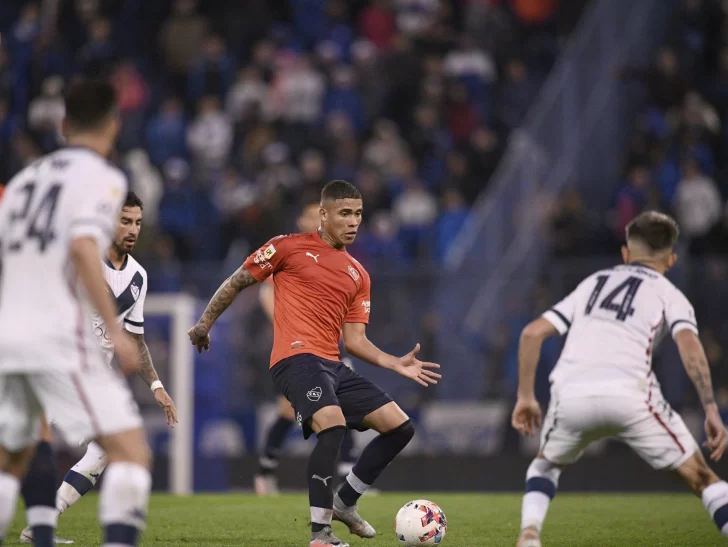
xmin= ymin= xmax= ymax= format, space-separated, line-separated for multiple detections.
xmin=339 ymin=431 xmax=356 ymax=467
xmin=338 ymin=420 xmax=414 ymax=507
xmin=259 ymin=416 xmax=295 ymax=474
xmin=21 ymin=441 xmax=57 ymax=547
xmin=308 ymin=425 xmax=346 ymax=533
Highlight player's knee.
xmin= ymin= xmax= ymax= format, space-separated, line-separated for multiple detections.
xmin=525 ymin=457 xmax=563 ymax=499
xmin=98 ymin=429 xmax=152 ymax=470
xmin=382 ymin=419 xmax=415 ymax=447
xmin=279 ymin=397 xmax=296 ymax=421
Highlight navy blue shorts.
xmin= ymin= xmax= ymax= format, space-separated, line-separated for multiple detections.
xmin=271 ymin=353 xmax=393 ymax=439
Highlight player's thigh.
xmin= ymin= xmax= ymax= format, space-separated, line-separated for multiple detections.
xmin=96 ymin=428 xmax=150 ymax=469
xmin=361 ymin=401 xmax=409 ymax=433
xmin=619 ymin=400 xmax=698 ymax=471
xmin=278 ymin=395 xmax=296 ymax=421
xmin=32 ymin=366 xmax=144 ymax=450
xmin=539 ymin=397 xmax=603 ymax=465
xmin=0 ymin=373 xmax=44 ymax=455
xmin=271 ymin=354 xmax=340 ymax=439
xmin=335 ymin=364 xmax=396 ymax=432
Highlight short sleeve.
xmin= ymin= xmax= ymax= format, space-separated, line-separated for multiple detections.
xmin=542 ymin=287 xmax=580 ymax=335
xmin=68 ymin=170 xmax=127 ymax=248
xmin=345 ymin=270 xmax=371 ymax=324
xmin=665 ymin=287 xmax=698 ymax=338
xmin=124 ymin=272 xmax=146 ymax=335
xmin=242 ymin=236 xmax=288 ymax=282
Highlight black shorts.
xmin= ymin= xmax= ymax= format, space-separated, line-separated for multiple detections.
xmin=271 ymin=353 xmax=393 ymax=439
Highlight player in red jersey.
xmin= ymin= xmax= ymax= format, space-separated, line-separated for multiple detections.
xmin=254 ymin=199 xmax=360 ymax=497
xmin=189 ymin=180 xmax=440 ymax=547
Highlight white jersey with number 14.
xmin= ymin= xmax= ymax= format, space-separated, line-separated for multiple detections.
xmin=542 ymin=263 xmax=698 ymax=397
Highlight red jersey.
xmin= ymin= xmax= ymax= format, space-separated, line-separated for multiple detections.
xmin=243 ymin=230 xmax=371 ymax=367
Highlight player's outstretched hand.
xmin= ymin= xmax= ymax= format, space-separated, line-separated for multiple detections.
xmin=394 ymin=343 xmax=441 ymax=387
xmin=154 ymin=388 xmax=179 ymax=428
xmin=703 ymin=405 xmax=727 ymax=462
xmin=512 ymin=396 xmax=542 ymax=437
xmin=113 ymin=331 xmax=141 ymax=375
xmin=187 ymin=324 xmax=211 ymax=353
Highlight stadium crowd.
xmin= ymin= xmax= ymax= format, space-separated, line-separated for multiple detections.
xmin=0 ymin=0 xmax=586 ymax=274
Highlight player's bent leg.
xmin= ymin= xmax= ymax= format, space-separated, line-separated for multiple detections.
xmin=57 ymin=441 xmax=108 ymax=514
xmin=332 ymin=402 xmax=412 ymax=539
xmin=95 ymin=428 xmax=152 ymax=547
xmin=255 ymin=396 xmax=297 ymax=496
xmin=517 ymin=453 xmax=565 ymax=547
xmin=674 ymin=451 xmax=728 ymax=537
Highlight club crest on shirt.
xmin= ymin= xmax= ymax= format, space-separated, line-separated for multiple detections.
xmin=264 ymin=244 xmax=276 ymax=260
xmin=130 ymin=282 xmax=140 ymax=300
xmin=348 ymin=265 xmax=360 ymax=281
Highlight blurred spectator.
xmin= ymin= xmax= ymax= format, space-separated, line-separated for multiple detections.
xmin=359 ymin=0 xmax=397 ymax=51
xmin=393 ymin=177 xmax=438 ymax=257
xmin=187 ymin=95 xmax=234 ymax=174
xmin=146 ymin=97 xmax=188 ymax=167
xmin=673 ymin=158 xmax=722 ymax=246
xmin=226 ymin=67 xmax=269 ymax=126
xmin=395 ymin=0 xmax=439 ymax=37
xmin=618 ymin=47 xmax=690 ymax=112
xmin=299 ymin=149 xmax=328 ymax=192
xmin=0 ymin=46 xmax=14 ymax=107
xmin=550 ymin=188 xmax=600 ymax=257
xmin=496 ymin=58 xmax=537 ymax=131
xmin=187 ymin=35 xmax=236 ymax=105
xmin=27 ymin=76 xmax=64 ymax=148
xmin=124 ymin=150 xmax=164 ymax=227
xmin=158 ymin=159 xmax=197 ymax=260
xmin=322 ymin=65 xmax=365 ymax=135
xmin=351 ymin=210 xmax=406 ymax=265
xmin=363 ymin=119 xmax=409 ymax=177
xmin=433 ymin=188 xmax=468 ymax=260
xmin=111 ymin=61 xmax=150 ymax=151
xmin=7 ymin=2 xmax=41 ymax=70
xmin=610 ymin=165 xmax=654 ymax=240
xmin=159 ymin=0 xmax=209 ymax=82
xmin=77 ymin=17 xmax=116 ymax=77
xmin=268 ymin=54 xmax=325 ymax=125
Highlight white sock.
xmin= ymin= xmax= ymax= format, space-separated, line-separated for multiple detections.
xmin=702 ymin=480 xmax=728 ymax=536
xmin=99 ymin=462 xmax=151 ymax=546
xmin=0 ymin=472 xmax=21 ymax=540
xmin=521 ymin=458 xmax=562 ymax=532
xmin=310 ymin=507 xmax=333 ymax=526
xmin=26 ymin=505 xmax=58 ymax=530
xmin=57 ymin=441 xmax=108 ymax=513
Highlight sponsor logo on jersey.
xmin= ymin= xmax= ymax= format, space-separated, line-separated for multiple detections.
xmin=348 ymin=265 xmax=360 ymax=281
xmin=264 ymin=244 xmax=276 ymax=260
xmin=361 ymin=300 xmax=371 ymax=314
xmin=254 ymin=249 xmax=272 ymax=270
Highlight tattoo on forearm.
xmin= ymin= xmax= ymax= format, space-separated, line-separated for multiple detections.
xmin=129 ymin=332 xmax=159 ymax=387
xmin=198 ymin=266 xmax=257 ymax=331
xmin=685 ymin=353 xmax=715 ymax=407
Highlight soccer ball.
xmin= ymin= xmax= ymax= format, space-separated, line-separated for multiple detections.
xmin=395 ymin=499 xmax=447 ymax=545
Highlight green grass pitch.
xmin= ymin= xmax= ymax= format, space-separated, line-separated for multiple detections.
xmin=6 ymin=492 xmax=726 ymax=546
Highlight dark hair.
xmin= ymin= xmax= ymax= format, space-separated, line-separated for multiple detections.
xmin=124 ymin=190 xmax=143 ymax=210
xmin=626 ymin=211 xmax=679 ymax=252
xmin=64 ymin=79 xmax=117 ymax=131
xmin=321 ymin=180 xmax=362 ymax=202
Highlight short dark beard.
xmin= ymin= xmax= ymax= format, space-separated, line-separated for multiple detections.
xmin=110 ymin=242 xmax=128 ymax=262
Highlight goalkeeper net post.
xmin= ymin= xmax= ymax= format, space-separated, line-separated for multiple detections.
xmin=144 ymin=293 xmax=196 ymax=495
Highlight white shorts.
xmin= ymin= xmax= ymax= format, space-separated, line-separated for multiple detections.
xmin=540 ymin=392 xmax=698 ymax=470
xmin=0 ymin=366 xmax=142 ymax=452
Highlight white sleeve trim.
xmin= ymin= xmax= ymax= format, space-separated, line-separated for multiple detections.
xmin=670 ymin=319 xmax=698 ymax=338
xmin=542 ymin=309 xmax=570 ymax=335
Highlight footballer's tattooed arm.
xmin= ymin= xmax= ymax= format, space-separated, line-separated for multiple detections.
xmin=129 ymin=332 xmax=178 ymax=426
xmin=188 ymin=266 xmax=258 ymax=352
xmin=675 ymin=329 xmax=716 ymax=408
xmin=128 ymin=332 xmax=159 ymax=386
